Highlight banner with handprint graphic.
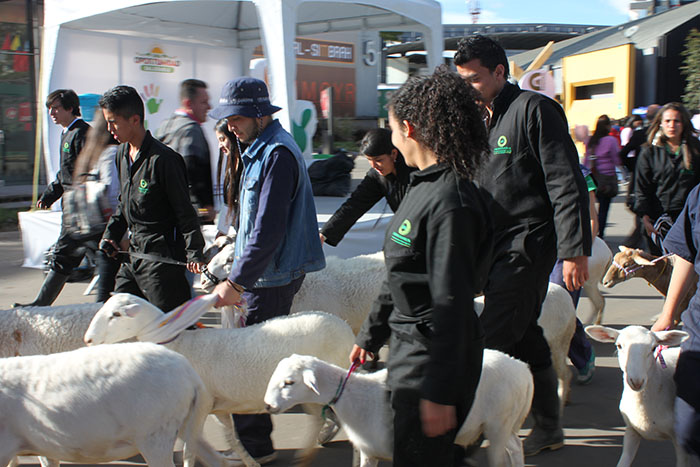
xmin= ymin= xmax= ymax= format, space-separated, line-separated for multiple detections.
xmin=139 ymin=83 xmax=164 ymax=131
xmin=122 ymin=40 xmax=191 ymax=132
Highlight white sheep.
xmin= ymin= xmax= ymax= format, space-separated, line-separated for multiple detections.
xmin=200 ymin=248 xmax=384 ymax=334
xmin=0 ymin=342 xmax=222 ymax=467
xmin=581 ymin=236 xmax=613 ymax=325
xmin=265 ymin=351 xmax=533 ymax=467
xmin=84 ymin=293 xmax=357 ymax=467
xmin=475 ymin=282 xmax=576 ymax=409
xmin=0 ymin=302 xmax=101 ymax=357
xmin=586 ymin=325 xmax=690 ymax=467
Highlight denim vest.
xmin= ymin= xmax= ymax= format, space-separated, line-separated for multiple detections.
xmin=234 ymin=120 xmax=325 ymax=288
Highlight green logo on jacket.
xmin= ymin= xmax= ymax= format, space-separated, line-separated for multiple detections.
xmin=494 ymin=134 xmax=512 ymax=155
xmin=62 ymin=142 xmax=70 ymax=153
xmin=138 ymin=179 xmax=149 ymax=194
xmin=391 ymin=219 xmax=412 ymax=248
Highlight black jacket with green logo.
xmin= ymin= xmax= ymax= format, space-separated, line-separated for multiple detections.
xmin=356 ymin=163 xmax=493 ymax=407
xmin=480 ymin=81 xmax=591 ymax=259
xmin=103 ymin=131 xmax=205 ymax=264
xmin=321 ymin=154 xmax=416 ymax=246
xmin=40 ymin=119 xmax=90 ymax=207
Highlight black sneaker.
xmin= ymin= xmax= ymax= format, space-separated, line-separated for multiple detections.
xmin=523 ymin=427 xmax=564 ymax=456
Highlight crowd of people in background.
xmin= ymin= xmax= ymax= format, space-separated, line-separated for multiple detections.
xmin=17 ymin=31 xmax=700 ymax=466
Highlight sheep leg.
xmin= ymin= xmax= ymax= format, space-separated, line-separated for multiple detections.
xmin=484 ymin=429 xmax=508 ymax=467
xmin=550 ymin=347 xmax=570 ymax=410
xmin=672 ymin=438 xmax=690 ymax=467
xmin=504 ymin=433 xmax=525 ymax=467
xmin=583 ymin=281 xmax=605 ymax=325
xmin=213 ymin=413 xmax=260 ymax=467
xmin=358 ymin=450 xmax=379 ymax=467
xmin=616 ymin=427 xmax=641 ymax=467
xmin=137 ymin=433 xmax=176 ymax=467
xmin=292 ymin=403 xmax=324 ymax=467
xmin=2 ymin=454 xmax=17 ymax=467
xmin=37 ymin=457 xmax=59 ymax=467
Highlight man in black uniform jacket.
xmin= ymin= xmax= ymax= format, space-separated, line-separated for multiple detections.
xmin=455 ymin=35 xmax=592 ymax=456
xmin=99 ymin=86 xmax=205 ymax=312
xmin=14 ymin=89 xmax=90 ymax=307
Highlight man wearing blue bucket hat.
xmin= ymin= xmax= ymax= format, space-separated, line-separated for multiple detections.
xmin=211 ymin=77 xmax=325 ymax=465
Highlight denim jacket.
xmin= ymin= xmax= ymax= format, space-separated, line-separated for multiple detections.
xmin=234 ymin=120 xmax=325 ymax=287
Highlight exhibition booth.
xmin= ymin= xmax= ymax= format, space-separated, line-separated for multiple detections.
xmin=20 ymin=0 xmax=442 ymax=267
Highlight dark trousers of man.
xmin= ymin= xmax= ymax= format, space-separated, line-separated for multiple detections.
xmin=114 ymin=260 xmax=192 ymax=312
xmin=233 ymin=275 xmax=305 ymax=457
xmin=50 ymin=229 xmax=100 ymax=275
xmin=481 ymin=224 xmax=559 ymax=434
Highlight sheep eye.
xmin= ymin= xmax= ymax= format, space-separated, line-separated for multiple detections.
xmin=111 ymin=311 xmax=121 ymax=318
xmin=616 ymin=343 xmax=622 ymax=350
xmin=283 ymin=380 xmax=295 ymax=387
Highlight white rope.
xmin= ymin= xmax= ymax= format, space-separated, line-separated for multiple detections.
xmin=139 ymin=294 xmax=219 ymax=344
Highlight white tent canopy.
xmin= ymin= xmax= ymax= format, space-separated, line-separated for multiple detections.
xmin=40 ymin=0 xmax=443 ymax=177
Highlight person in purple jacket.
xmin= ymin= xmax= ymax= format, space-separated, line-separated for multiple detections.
xmin=584 ymin=114 xmax=622 ymax=239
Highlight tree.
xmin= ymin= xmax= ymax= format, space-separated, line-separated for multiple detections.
xmin=681 ymin=28 xmax=700 ymax=110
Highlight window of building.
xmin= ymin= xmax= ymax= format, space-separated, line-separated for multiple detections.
xmin=574 ymin=82 xmax=615 ymax=100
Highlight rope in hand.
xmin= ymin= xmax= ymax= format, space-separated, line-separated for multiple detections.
xmin=321 ymin=358 xmax=361 ymax=421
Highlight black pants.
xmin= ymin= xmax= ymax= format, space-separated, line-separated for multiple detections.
xmin=233 ymin=275 xmax=305 ymax=457
xmin=481 ymin=225 xmax=556 ymax=372
xmin=114 ymin=259 xmax=192 ymax=312
xmin=391 ymin=389 xmax=468 ymax=467
xmin=51 ymin=229 xmax=118 ymax=302
xmin=49 ymin=228 xmax=100 ymax=276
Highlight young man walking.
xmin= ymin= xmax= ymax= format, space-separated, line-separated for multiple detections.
xmin=210 ymin=77 xmax=325 ymax=465
xmin=99 ymin=85 xmax=205 ymax=312
xmin=455 ymin=35 xmax=592 ymax=456
xmin=14 ymin=89 xmax=90 ymax=307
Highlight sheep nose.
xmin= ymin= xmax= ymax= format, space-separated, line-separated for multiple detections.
xmin=265 ymin=404 xmax=278 ymax=414
xmin=84 ymin=337 xmax=92 ymax=346
xmin=628 ymin=378 xmax=644 ymax=391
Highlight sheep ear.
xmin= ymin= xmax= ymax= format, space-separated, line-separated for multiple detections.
xmin=632 ymin=255 xmax=655 ymax=266
xmin=302 ymin=369 xmax=320 ymax=395
xmin=654 ymin=330 xmax=689 ymax=347
xmin=586 ymin=325 xmax=619 ymax=343
xmin=121 ymin=304 xmax=141 ymax=318
xmin=619 ymin=245 xmax=630 ymax=252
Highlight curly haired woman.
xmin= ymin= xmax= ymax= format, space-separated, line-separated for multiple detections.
xmin=350 ymin=66 xmax=494 ymax=467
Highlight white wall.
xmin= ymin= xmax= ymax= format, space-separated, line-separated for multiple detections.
xmin=48 ymin=29 xmax=242 ymax=202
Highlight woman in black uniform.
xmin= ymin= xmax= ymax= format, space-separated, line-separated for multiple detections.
xmin=320 ymin=128 xmax=415 ymax=246
xmin=350 ymin=66 xmax=494 ymax=467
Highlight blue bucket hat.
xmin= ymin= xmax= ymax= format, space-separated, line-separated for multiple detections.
xmin=209 ymin=77 xmax=282 ymax=120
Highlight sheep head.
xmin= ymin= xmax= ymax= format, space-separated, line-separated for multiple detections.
xmin=199 ymin=244 xmax=235 ymax=292
xmin=264 ymin=354 xmax=324 ymax=415
xmin=602 ymin=246 xmax=657 ymax=288
xmin=586 ymin=325 xmax=687 ymax=391
xmin=84 ymin=293 xmax=162 ymax=345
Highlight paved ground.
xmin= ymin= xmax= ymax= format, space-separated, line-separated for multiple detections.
xmin=3 ymin=184 xmax=699 ymax=466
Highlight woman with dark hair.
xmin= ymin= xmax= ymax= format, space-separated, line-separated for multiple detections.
xmin=634 ymin=102 xmax=700 ymax=255
xmin=584 ymin=114 xmax=621 ymax=239
xmin=214 ymin=118 xmax=244 ymax=236
xmin=319 ymin=128 xmax=416 ymax=246
xmin=350 ymin=66 xmax=493 ymax=467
